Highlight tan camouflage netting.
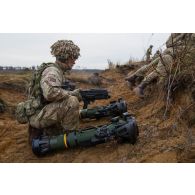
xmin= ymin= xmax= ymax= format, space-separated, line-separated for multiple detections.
xmin=50 ymin=40 xmax=80 ymax=60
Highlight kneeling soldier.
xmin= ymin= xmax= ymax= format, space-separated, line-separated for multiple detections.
xmin=16 ymin=40 xmax=81 ymax=143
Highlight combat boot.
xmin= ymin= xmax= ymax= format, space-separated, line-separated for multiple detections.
xmin=133 ymin=82 xmax=148 ymax=98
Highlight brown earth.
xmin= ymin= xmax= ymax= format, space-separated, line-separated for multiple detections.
xmin=0 ymin=69 xmax=194 ymax=163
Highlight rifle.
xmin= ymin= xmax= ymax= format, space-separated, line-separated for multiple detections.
xmin=61 ymin=81 xmax=76 ymax=91
xmin=60 ymin=82 xmax=110 ymax=109
xmin=80 ymin=88 xmax=110 ymax=109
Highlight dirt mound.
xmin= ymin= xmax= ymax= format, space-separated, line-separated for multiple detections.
xmin=0 ymin=82 xmax=27 ymax=93
xmin=0 ymin=71 xmax=30 ymax=93
xmin=0 ymin=68 xmax=194 ymax=162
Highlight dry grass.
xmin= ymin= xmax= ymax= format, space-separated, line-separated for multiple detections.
xmin=66 ymin=71 xmax=92 ymax=83
xmin=0 ymin=65 xmax=194 ymax=162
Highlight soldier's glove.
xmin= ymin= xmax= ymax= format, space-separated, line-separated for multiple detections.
xmin=69 ymin=89 xmax=82 ymax=102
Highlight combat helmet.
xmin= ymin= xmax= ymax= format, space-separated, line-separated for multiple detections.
xmin=50 ymin=40 xmax=80 ymax=62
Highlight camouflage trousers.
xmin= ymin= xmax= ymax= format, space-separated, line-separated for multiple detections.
xmin=134 ymin=54 xmax=173 ymax=84
xmin=134 ymin=57 xmax=160 ymax=77
xmin=146 ymin=54 xmax=151 ymax=63
xmin=29 ymin=96 xmax=79 ymax=135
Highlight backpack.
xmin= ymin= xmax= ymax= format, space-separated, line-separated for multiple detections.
xmin=15 ymin=97 xmax=41 ymax=124
xmin=15 ymin=63 xmax=56 ymax=124
xmin=28 ymin=62 xmax=56 ymax=100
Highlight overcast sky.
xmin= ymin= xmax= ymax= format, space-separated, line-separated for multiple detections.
xmin=0 ymin=33 xmax=169 ymax=69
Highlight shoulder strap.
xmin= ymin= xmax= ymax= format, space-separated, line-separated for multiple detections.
xmin=28 ymin=62 xmax=57 ymax=99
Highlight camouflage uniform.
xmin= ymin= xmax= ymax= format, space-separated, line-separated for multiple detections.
xmin=132 ymin=57 xmax=160 ymax=78
xmin=29 ymin=63 xmax=80 ymax=134
xmin=142 ymin=48 xmax=173 ymax=84
xmin=146 ymin=45 xmax=153 ymax=62
xmin=166 ymin=33 xmax=187 ymax=48
xmin=132 ymin=33 xmax=195 ymax=97
xmin=152 ymin=33 xmax=195 ymax=82
xmin=166 ymin=33 xmax=195 ymax=66
xmin=166 ymin=33 xmax=195 ymax=53
xmin=127 ymin=34 xmax=195 ymax=84
xmin=28 ymin=40 xmax=81 ymax=136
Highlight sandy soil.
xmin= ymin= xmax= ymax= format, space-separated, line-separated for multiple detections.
xmin=0 ymin=69 xmax=193 ymax=162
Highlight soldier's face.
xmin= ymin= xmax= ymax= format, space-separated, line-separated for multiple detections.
xmin=65 ymin=59 xmax=76 ymax=70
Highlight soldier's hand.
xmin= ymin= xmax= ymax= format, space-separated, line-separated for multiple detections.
xmin=70 ymin=89 xmax=82 ymax=102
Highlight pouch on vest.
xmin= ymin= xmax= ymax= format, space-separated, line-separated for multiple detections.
xmin=15 ymin=98 xmax=41 ymax=124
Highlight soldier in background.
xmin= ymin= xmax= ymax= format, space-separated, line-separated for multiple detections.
xmin=152 ymin=49 xmax=160 ymax=61
xmin=166 ymin=33 xmax=186 ymax=48
xmin=26 ymin=40 xmax=82 ymax=142
xmin=126 ymin=48 xmax=173 ymax=97
xmin=146 ymin=45 xmax=153 ymax=63
xmin=125 ymin=33 xmax=195 ymax=98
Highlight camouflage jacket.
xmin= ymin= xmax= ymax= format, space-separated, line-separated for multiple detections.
xmin=29 ymin=62 xmax=71 ymax=104
xmin=40 ymin=63 xmax=71 ymax=102
xmin=166 ymin=33 xmax=195 ymax=48
xmin=146 ymin=47 xmax=152 ymax=55
xmin=16 ymin=63 xmax=72 ymax=124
